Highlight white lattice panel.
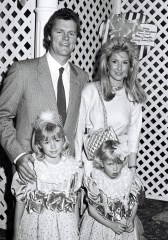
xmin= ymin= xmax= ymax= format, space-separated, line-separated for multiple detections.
xmin=0 ymin=0 xmax=35 ymax=82
xmin=0 ymin=167 xmax=6 ymax=230
xmin=122 ymin=0 xmax=168 ymax=201
xmin=0 ymin=0 xmax=36 ymax=229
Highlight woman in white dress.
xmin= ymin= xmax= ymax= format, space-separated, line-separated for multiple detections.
xmin=75 ymin=37 xmax=147 ymax=175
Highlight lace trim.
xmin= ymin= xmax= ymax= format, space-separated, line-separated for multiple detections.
xmin=92 ymin=168 xmax=133 ymax=202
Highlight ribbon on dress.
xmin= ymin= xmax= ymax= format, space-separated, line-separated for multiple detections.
xmin=26 ymin=189 xmax=77 ymax=214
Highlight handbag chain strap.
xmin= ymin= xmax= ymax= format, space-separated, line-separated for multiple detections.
xmin=95 ymin=82 xmax=108 ymax=128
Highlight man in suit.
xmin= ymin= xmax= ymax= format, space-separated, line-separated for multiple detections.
xmin=0 ymin=8 xmax=89 ymax=183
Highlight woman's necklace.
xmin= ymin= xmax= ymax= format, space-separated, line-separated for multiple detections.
xmin=111 ymin=85 xmax=123 ymax=91
xmin=109 ymin=73 xmax=124 ymax=92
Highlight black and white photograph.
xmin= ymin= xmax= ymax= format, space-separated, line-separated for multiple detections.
xmin=0 ymin=0 xmax=167 ymax=239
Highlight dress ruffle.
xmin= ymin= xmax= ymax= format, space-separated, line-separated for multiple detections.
xmin=83 ymin=167 xmax=145 ymax=222
xmin=11 ymin=155 xmax=83 ymax=207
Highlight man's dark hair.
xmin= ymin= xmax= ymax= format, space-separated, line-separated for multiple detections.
xmin=43 ymin=8 xmax=81 ymax=51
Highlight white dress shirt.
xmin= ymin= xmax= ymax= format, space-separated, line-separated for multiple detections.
xmin=46 ymin=51 xmax=70 ymax=109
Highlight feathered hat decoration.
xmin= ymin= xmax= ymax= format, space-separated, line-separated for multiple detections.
xmin=33 ymin=111 xmax=63 ymax=130
xmin=113 ymin=143 xmax=130 ymax=161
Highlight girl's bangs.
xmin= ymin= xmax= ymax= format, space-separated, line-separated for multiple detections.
xmin=103 ymin=150 xmax=123 ymax=164
xmin=111 ymin=155 xmax=123 ymax=164
xmin=42 ymin=125 xmax=64 ymax=140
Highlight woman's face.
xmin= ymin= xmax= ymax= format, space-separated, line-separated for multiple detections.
xmin=108 ymin=51 xmax=130 ymax=84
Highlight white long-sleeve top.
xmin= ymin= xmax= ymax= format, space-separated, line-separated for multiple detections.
xmin=75 ymin=82 xmax=142 ymax=161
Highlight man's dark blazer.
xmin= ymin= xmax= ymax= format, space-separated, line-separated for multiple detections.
xmin=0 ymin=55 xmax=89 ymax=161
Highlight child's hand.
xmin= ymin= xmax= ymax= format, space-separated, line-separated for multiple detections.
xmin=110 ymin=222 xmax=126 ymax=235
xmin=125 ymin=218 xmax=134 ymax=232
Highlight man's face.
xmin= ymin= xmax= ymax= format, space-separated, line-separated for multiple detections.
xmin=49 ymin=19 xmax=77 ymax=62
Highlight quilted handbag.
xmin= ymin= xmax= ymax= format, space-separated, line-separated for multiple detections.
xmin=84 ymin=82 xmax=118 ymax=160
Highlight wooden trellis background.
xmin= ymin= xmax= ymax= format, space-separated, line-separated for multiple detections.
xmin=120 ymin=0 xmax=168 ymax=201
xmin=0 ymin=0 xmax=168 ymax=230
xmin=0 ymin=0 xmax=36 ymax=230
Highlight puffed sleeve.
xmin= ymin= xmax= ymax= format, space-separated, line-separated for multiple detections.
xmin=128 ymin=103 xmax=142 ymax=153
xmin=83 ymin=175 xmax=114 ymax=220
xmin=11 ymin=163 xmax=36 ymax=203
xmin=72 ymin=163 xmax=84 ymax=192
xmin=130 ymin=175 xmax=145 ymax=206
xmin=75 ymin=94 xmax=87 ymax=162
xmin=83 ymin=176 xmax=101 ymax=206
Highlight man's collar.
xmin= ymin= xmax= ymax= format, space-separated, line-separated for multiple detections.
xmin=46 ymin=51 xmax=69 ymax=69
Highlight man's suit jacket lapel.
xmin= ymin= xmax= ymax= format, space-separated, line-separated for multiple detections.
xmin=37 ymin=57 xmax=80 ymax=141
xmin=37 ymin=55 xmax=58 ymax=112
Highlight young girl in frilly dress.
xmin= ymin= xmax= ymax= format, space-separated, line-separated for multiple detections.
xmin=12 ymin=111 xmax=83 ymax=240
xmin=80 ymin=140 xmax=145 ymax=240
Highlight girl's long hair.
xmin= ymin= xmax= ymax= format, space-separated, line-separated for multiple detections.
xmin=95 ymin=37 xmax=147 ymax=103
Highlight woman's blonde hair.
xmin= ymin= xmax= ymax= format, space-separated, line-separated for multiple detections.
xmin=95 ymin=37 xmax=146 ymax=103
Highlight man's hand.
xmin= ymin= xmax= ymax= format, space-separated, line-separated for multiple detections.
xmin=16 ymin=154 xmax=36 ymax=183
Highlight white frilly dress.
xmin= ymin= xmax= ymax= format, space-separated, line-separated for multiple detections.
xmin=11 ymin=154 xmax=83 ymax=240
xmin=80 ymin=167 xmax=145 ymax=240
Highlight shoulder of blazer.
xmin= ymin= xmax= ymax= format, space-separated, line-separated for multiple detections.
xmin=69 ymin=62 xmax=88 ymax=77
xmin=15 ymin=55 xmax=47 ymax=71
